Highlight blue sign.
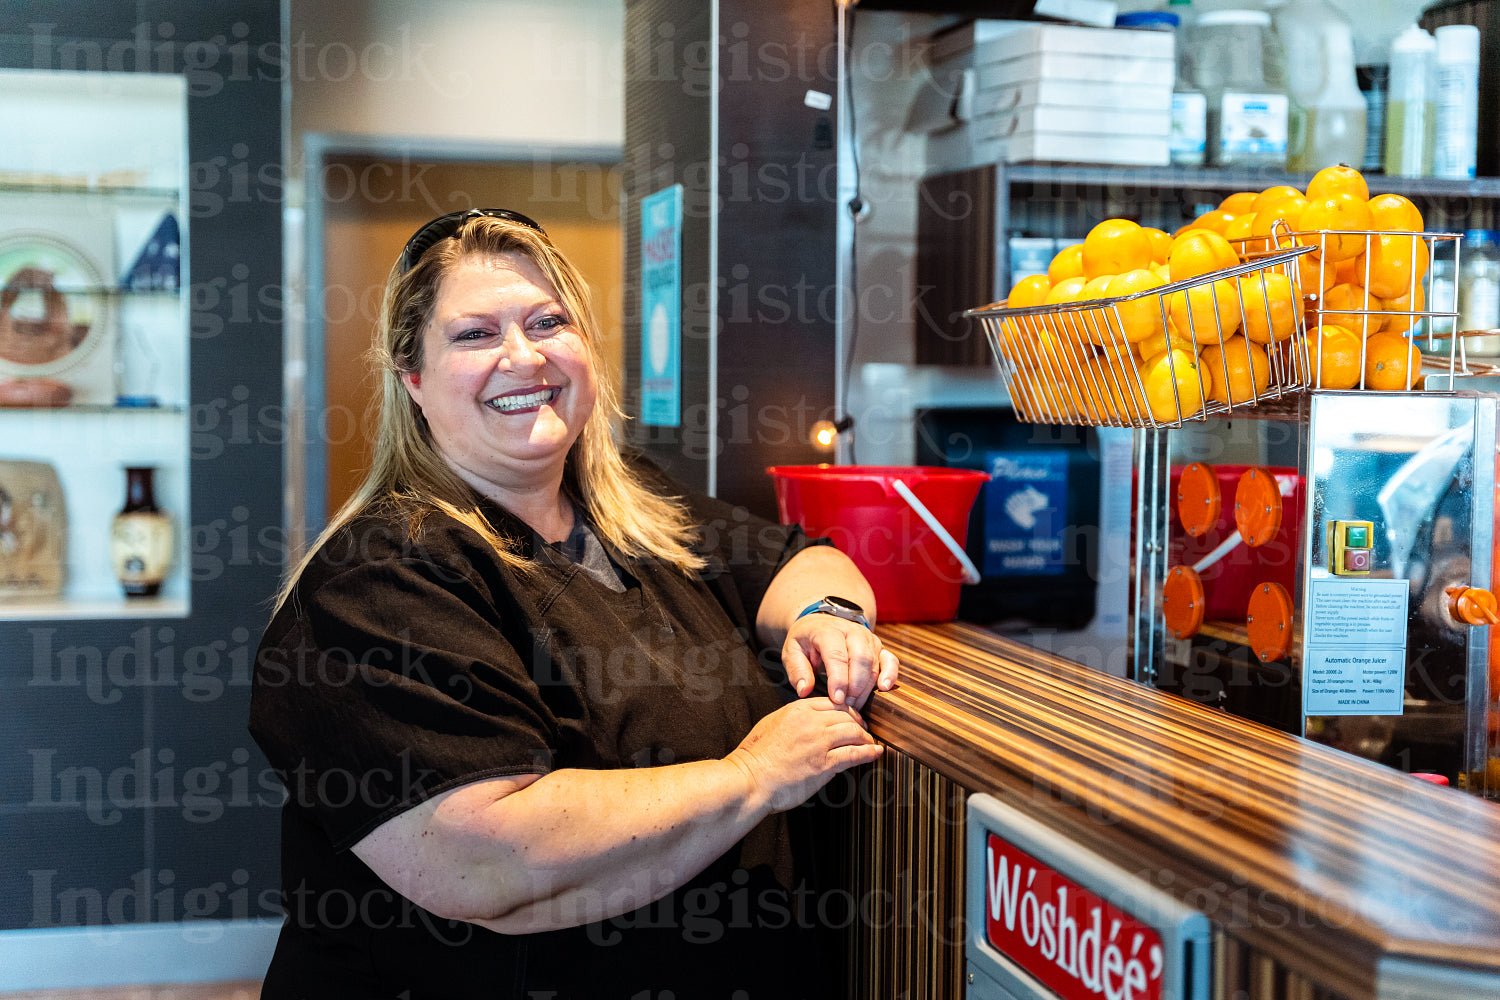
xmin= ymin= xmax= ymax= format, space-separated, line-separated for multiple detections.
xmin=983 ymin=450 xmax=1069 ymax=577
xmin=640 ymin=184 xmax=683 ymax=426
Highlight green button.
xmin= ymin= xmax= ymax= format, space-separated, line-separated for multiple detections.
xmin=1345 ymin=524 xmax=1369 ymax=548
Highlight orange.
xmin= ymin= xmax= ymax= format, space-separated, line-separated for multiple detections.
xmin=1366 ymin=232 xmax=1430 ymax=299
xmin=1319 ymin=282 xmax=1385 ymax=335
xmin=1006 ymin=273 xmax=1052 ymax=308
xmin=1141 ymin=227 xmax=1174 ymax=264
xmin=1007 ymin=370 xmax=1049 ymax=418
xmin=1081 ymin=274 xmax=1115 ymax=297
xmin=1077 ymin=354 xmax=1128 ymax=421
xmin=1114 ymin=374 xmax=1149 ymax=422
xmin=994 ymin=312 xmax=1047 ymax=372
xmin=1251 ymin=193 xmax=1310 ymax=245
xmin=1224 ymin=212 xmax=1258 ymax=243
xmin=1191 ymin=209 xmax=1239 ymax=235
xmin=1078 ymin=274 xmax=1122 ymax=345
xmin=1295 ymin=251 xmax=1337 ymax=294
xmin=1025 ymin=276 xmax=1086 ymax=362
xmin=1169 ymin=230 xmax=1240 ymax=282
xmin=1040 ymin=361 xmax=1080 ymax=418
xmin=1201 ymin=335 xmax=1271 ymax=405
xmin=1062 ymin=350 xmax=1111 ymax=416
xmin=1137 ymin=320 xmax=1199 ymax=365
xmin=1044 ymin=275 xmax=1088 ymax=305
xmin=1305 ymin=164 xmax=1370 ymax=202
xmin=1048 ymin=243 xmax=1085 ymax=282
xmin=1015 ymin=367 xmax=1074 ymax=419
xmin=1219 ymin=191 xmax=1260 ymax=215
xmin=1253 ymin=185 xmax=1305 ymax=214
xmin=1297 ymin=192 xmax=1374 ymax=262
xmin=1106 ymin=268 xmax=1169 ymax=344
xmin=1082 ymin=219 xmax=1152 ymax=279
xmin=1381 ymin=283 xmax=1426 ymax=334
xmin=1364 ymin=332 xmax=1421 ymax=390
xmin=1152 ymin=261 xmax=1173 ymax=283
xmin=1367 ymin=192 xmax=1424 ymax=232
xmin=1239 ymin=271 xmax=1298 ymax=343
xmin=1334 ymin=253 xmax=1368 ymax=286
xmin=997 ymin=276 xmax=1051 ymax=359
xmin=998 ymin=312 xmax=1061 ymax=374
xmin=1141 ymin=348 xmax=1206 ymax=423
xmin=1309 ymin=325 xmax=1363 ymax=390
xmin=1168 ymin=278 xmax=1243 ymax=344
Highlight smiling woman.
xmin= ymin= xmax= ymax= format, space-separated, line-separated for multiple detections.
xmin=401 ymin=252 xmax=598 ymax=539
xmin=249 ymin=211 xmax=899 ymax=999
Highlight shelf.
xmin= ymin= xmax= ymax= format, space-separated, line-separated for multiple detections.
xmin=27 ymin=285 xmax=181 ymax=297
xmin=0 ymin=403 xmax=186 ymax=415
xmin=1197 ymin=617 xmax=1305 ymax=661
xmin=1199 ymin=618 xmax=1251 ymax=646
xmin=0 ymin=181 xmax=179 ymax=200
xmin=0 ymin=594 xmax=187 ymax=621
xmin=1002 ymin=164 xmax=1500 ymax=201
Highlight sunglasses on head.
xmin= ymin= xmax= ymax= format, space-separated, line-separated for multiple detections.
xmin=397 ymin=208 xmax=546 ymax=274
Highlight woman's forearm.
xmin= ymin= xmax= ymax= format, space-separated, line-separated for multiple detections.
xmin=444 ymin=757 xmax=767 ymax=933
xmin=756 ymin=545 xmax=878 ymax=649
xmin=351 ymin=698 xmax=879 ymax=933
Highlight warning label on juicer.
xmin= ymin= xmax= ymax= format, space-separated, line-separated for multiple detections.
xmin=1303 ymin=577 xmax=1409 ymax=717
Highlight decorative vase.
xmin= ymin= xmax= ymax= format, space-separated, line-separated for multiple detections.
xmin=110 ymin=466 xmax=171 ymax=597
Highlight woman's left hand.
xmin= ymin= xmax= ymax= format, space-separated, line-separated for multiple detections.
xmin=781 ymin=613 xmax=900 ymax=709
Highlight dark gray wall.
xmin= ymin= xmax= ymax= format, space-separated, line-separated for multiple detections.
xmin=623 ymin=0 xmax=841 ymax=519
xmin=0 ymin=2 xmax=284 ymax=931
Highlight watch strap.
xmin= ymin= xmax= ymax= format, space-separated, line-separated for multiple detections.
xmin=796 ymin=598 xmax=872 ymax=630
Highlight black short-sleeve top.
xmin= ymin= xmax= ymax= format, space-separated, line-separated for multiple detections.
xmin=249 ymin=464 xmax=836 ymax=999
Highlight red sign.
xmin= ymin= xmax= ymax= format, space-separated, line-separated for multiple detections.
xmin=985 ymin=833 xmax=1167 ymax=1000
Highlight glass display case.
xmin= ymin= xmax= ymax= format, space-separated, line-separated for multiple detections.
xmin=0 ymin=69 xmax=188 ymax=619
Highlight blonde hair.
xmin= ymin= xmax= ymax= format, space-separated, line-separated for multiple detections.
xmin=275 ymin=215 xmax=704 ymax=612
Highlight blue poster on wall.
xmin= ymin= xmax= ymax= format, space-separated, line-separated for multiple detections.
xmin=983 ymin=450 xmax=1069 ymax=576
xmin=640 ymin=184 xmax=683 ymax=426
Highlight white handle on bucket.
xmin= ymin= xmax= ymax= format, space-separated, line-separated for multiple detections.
xmin=891 ymin=478 xmax=982 ymax=585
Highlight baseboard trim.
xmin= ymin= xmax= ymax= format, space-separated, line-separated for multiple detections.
xmin=0 ymin=918 xmax=280 ymax=990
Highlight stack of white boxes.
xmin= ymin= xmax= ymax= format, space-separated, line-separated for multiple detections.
xmin=927 ymin=21 xmax=1175 ymax=168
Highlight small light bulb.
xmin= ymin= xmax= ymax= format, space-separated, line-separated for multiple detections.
xmin=811 ymin=420 xmax=838 ymax=450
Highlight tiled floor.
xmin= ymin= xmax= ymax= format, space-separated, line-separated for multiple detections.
xmin=0 ymin=984 xmax=259 ymax=1000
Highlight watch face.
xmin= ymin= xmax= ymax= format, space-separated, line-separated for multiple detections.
xmin=826 ymin=595 xmax=863 ymax=614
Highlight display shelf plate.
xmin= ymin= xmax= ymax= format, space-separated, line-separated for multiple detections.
xmin=0 ymin=595 xmax=187 ymax=621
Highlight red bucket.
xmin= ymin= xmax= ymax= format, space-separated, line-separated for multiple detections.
xmin=767 ymin=465 xmax=990 ymax=622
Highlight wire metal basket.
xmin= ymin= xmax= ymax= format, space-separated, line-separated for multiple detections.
xmin=1232 ymin=227 xmax=1465 ymax=390
xmin=966 ymin=245 xmax=1315 ymax=429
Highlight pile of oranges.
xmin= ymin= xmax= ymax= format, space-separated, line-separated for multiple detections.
xmin=1002 ymin=205 xmax=1295 ymax=425
xmin=1189 ymin=164 xmax=1428 ymax=393
xmin=999 ymin=164 xmax=1430 ymax=426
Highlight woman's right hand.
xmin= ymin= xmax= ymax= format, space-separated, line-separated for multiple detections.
xmin=727 ymin=697 xmax=883 ymax=814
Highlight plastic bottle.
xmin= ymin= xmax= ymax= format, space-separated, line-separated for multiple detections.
xmin=1429 ymin=245 xmax=1457 ymax=339
xmin=1166 ymin=0 xmax=1207 ymax=167
xmin=1305 ymin=25 xmax=1367 ymax=170
xmin=1190 ymin=10 xmax=1290 ymax=169
xmin=1459 ymin=229 xmax=1500 ymax=356
xmin=1384 ymin=25 xmax=1435 ymax=177
xmin=1433 ymin=24 xmax=1480 ymax=180
xmin=1117 ymin=7 xmax=1206 ymax=166
xmin=1274 ymin=0 xmax=1366 ymax=172
xmin=1357 ymin=62 xmax=1389 ymax=173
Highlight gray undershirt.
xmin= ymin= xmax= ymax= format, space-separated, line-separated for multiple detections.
xmin=537 ymin=518 xmax=626 ymax=593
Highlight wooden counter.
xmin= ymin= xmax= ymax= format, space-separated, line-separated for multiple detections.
xmin=864 ymin=621 xmax=1500 ymax=999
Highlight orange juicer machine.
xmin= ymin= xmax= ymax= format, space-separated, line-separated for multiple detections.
xmin=966 ymin=228 xmax=1500 ymax=795
xmin=1132 ymin=391 xmax=1500 ymax=795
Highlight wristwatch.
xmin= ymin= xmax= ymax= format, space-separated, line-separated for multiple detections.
xmin=796 ymin=595 xmax=871 ymax=630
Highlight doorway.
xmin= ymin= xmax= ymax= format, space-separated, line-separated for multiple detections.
xmin=301 ymin=137 xmax=622 ymax=534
